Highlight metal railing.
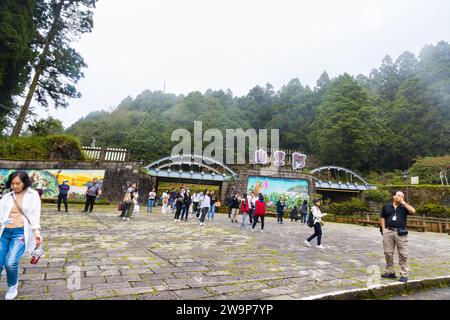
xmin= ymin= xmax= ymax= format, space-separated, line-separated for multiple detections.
xmin=82 ymin=146 xmax=130 ymax=162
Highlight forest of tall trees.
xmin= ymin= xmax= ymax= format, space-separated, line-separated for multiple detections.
xmin=1 ymin=2 xmax=449 ymax=174
xmin=66 ymin=41 xmax=450 ymax=172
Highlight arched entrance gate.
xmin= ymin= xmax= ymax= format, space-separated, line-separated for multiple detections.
xmin=144 ymin=154 xmax=238 ymax=196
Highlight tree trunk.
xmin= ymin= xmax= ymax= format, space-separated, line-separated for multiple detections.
xmin=11 ymin=1 xmax=64 ymax=137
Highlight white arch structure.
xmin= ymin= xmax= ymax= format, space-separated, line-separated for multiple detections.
xmin=311 ymin=166 xmax=377 ymax=191
xmin=144 ymin=154 xmax=238 ymax=182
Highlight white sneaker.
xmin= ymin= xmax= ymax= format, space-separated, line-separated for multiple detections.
xmin=260 ymin=229 xmax=264 ymax=233
xmin=317 ymin=245 xmax=326 ymax=249
xmin=304 ymin=240 xmax=312 ymax=247
xmin=174 ymin=219 xmax=177 ymax=222
xmin=5 ymin=284 xmax=18 ymax=300
xmin=126 ymin=218 xmax=131 ymax=221
xmin=122 ymin=217 xmax=126 ymax=221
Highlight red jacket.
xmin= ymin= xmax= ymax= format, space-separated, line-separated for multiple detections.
xmin=241 ymin=198 xmax=250 ymax=213
xmin=254 ymin=200 xmax=266 ymax=216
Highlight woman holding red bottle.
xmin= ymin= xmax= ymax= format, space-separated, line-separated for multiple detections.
xmin=0 ymin=171 xmax=42 ymax=300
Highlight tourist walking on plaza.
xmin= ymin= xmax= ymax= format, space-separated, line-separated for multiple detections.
xmin=240 ymin=193 xmax=250 ymax=227
xmin=169 ymin=188 xmax=177 ymax=213
xmin=82 ymin=178 xmax=102 ymax=213
xmin=174 ymin=188 xmax=186 ymax=222
xmin=208 ymin=191 xmax=216 ymax=221
xmin=304 ymin=199 xmax=327 ymax=249
xmin=181 ymin=189 xmax=191 ymax=221
xmin=121 ymin=182 xmax=138 ymax=221
xmin=192 ymin=191 xmax=200 ymax=217
xmin=252 ymin=193 xmax=266 ymax=232
xmin=248 ymin=191 xmax=256 ymax=225
xmin=57 ymin=180 xmax=70 ymax=212
xmin=230 ymin=193 xmax=241 ymax=223
xmin=380 ymin=191 xmax=416 ymax=283
xmin=276 ymin=197 xmax=286 ymax=224
xmin=0 ymin=171 xmax=42 ymax=300
xmin=199 ymin=189 xmax=210 ymax=226
xmin=290 ymin=206 xmax=298 ymax=222
xmin=214 ymin=198 xmax=221 ymax=218
xmin=161 ymin=190 xmax=169 ymax=213
xmin=300 ymin=200 xmax=308 ymax=224
xmin=227 ymin=195 xmax=233 ymax=220
xmin=147 ymin=188 xmax=156 ymax=213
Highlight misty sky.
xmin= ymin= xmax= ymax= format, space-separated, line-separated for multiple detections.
xmin=41 ymin=0 xmax=450 ymax=128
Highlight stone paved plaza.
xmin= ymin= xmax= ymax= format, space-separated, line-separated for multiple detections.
xmin=3 ymin=205 xmax=450 ymax=300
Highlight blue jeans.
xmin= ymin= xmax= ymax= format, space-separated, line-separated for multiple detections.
xmin=208 ymin=205 xmax=216 ymax=220
xmin=147 ymin=199 xmax=155 ymax=212
xmin=181 ymin=204 xmax=190 ymax=220
xmin=241 ymin=212 xmax=248 ymax=227
xmin=0 ymin=228 xmax=26 ymax=287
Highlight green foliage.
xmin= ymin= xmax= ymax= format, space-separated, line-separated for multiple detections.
xmin=64 ymin=41 xmax=450 ymax=173
xmin=408 ymin=156 xmax=450 ymax=185
xmin=362 ymin=189 xmax=391 ymax=204
xmin=326 ymin=198 xmax=369 ymax=216
xmin=0 ymin=0 xmax=36 ymax=130
xmin=366 ymin=170 xmax=407 ymax=185
xmin=0 ymin=134 xmax=85 ymax=160
xmin=416 ymin=204 xmax=450 ymax=218
xmin=28 ymin=116 xmax=64 ymax=136
xmin=32 ymin=0 xmax=98 ymax=110
xmin=308 ymin=74 xmax=381 ymax=171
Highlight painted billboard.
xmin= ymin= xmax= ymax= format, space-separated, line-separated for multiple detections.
xmin=0 ymin=169 xmax=105 ymax=200
xmin=247 ymin=176 xmax=309 ymax=208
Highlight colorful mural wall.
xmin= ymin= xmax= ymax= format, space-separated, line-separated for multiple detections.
xmin=157 ymin=182 xmax=220 ymax=197
xmin=0 ymin=169 xmax=105 ymax=200
xmin=247 ymin=176 xmax=309 ymax=208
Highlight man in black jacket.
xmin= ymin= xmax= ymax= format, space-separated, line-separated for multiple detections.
xmin=174 ymin=188 xmax=185 ymax=222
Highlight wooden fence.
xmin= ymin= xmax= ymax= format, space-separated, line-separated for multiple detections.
xmin=82 ymin=146 xmax=130 ymax=162
xmin=325 ymin=213 xmax=450 ymax=234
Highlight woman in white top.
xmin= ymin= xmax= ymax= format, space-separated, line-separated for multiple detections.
xmin=304 ymin=199 xmax=327 ymax=249
xmin=0 ymin=171 xmax=42 ymax=300
xmin=161 ymin=190 xmax=169 ymax=214
xmin=199 ymin=190 xmax=210 ymax=226
xmin=147 ymin=188 xmax=157 ymax=213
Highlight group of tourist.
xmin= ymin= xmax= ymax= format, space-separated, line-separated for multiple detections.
xmin=158 ymin=188 xmax=220 ymax=225
xmin=0 ymin=169 xmax=417 ymax=301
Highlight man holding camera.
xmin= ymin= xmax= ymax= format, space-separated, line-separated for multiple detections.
xmin=379 ymin=191 xmax=416 ymax=283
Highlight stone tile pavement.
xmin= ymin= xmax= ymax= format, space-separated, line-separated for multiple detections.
xmin=2 ymin=205 xmax=449 ymax=300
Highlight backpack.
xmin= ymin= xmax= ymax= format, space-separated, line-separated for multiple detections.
xmin=306 ymin=209 xmax=315 ymax=228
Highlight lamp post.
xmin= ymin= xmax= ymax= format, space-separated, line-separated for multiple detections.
xmin=403 ymin=170 xmax=409 ymax=203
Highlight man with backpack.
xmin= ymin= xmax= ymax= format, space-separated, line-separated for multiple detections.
xmin=305 ymin=198 xmax=327 ymax=249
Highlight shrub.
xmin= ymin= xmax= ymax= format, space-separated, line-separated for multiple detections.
xmin=0 ymin=135 xmax=85 ymax=161
xmin=409 ymin=156 xmax=450 ymax=185
xmin=363 ymin=189 xmax=391 ymax=204
xmin=326 ymin=198 xmax=369 ymax=216
xmin=416 ymin=204 xmax=450 ymax=218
